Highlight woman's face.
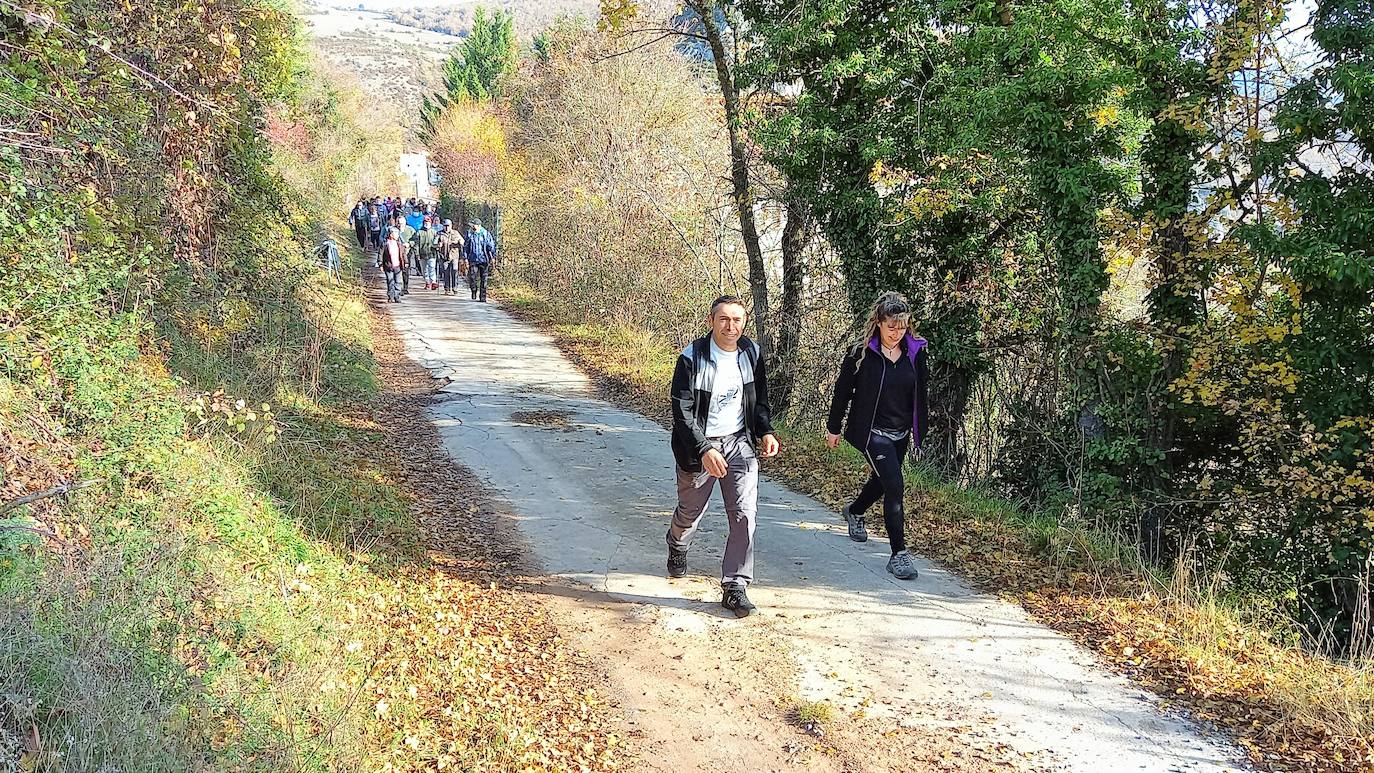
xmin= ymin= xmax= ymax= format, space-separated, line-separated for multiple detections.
xmin=879 ymin=316 xmax=908 ymax=348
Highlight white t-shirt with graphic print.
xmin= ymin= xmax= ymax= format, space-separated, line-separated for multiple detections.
xmin=705 ymin=338 xmax=746 ymax=437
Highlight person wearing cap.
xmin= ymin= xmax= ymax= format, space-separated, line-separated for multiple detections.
xmin=436 ymin=219 xmax=465 ymax=296
xmin=380 ymin=226 xmax=405 ymax=303
xmin=825 ymin=291 xmax=930 ymax=580
xmin=463 ymin=218 xmax=496 ymax=302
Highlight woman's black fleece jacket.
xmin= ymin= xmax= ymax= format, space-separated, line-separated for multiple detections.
xmin=826 ymin=334 xmax=930 ymax=451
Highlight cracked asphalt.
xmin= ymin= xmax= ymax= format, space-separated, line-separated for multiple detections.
xmin=386 ymin=288 xmax=1249 ymax=772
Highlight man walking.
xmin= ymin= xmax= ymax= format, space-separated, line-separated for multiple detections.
xmin=380 ymin=227 xmax=404 ymax=303
xmin=417 ymin=215 xmax=438 ymax=290
xmin=395 ymin=213 xmax=415 ymax=296
xmin=405 ymin=204 xmax=425 ymax=235
xmin=366 ymin=203 xmax=384 ymax=258
xmin=667 ymin=295 xmax=780 ymax=617
xmin=348 ymin=199 xmax=369 ymax=250
xmin=437 ymin=219 xmax=465 ymax=296
xmin=464 ymin=218 xmax=495 ymax=302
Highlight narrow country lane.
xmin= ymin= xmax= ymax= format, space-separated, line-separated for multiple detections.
xmin=384 ymin=281 xmax=1248 ymax=773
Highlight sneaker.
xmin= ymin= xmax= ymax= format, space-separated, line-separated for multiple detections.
xmin=721 ymin=583 xmax=757 ymax=618
xmin=667 ymin=546 xmax=688 ymax=578
xmin=843 ymin=505 xmax=867 ymax=542
xmin=887 ymin=550 xmax=919 ymax=580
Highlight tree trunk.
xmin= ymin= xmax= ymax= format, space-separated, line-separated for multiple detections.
xmin=772 ymin=192 xmax=811 ymax=416
xmin=691 ymin=1 xmax=773 ymax=359
xmin=1136 ymin=0 xmax=1207 ymax=565
xmin=928 ymin=361 xmax=972 ymax=477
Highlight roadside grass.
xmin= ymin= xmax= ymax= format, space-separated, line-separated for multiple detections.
xmin=495 ymin=279 xmax=1374 ymax=772
xmin=0 ymin=261 xmax=617 ymax=771
xmin=790 ymin=699 xmax=835 ymax=728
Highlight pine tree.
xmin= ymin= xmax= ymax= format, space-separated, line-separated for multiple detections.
xmin=419 ymin=7 xmax=516 ymax=140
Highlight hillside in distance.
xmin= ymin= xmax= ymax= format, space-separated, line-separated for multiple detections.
xmin=383 ymin=0 xmax=601 ymax=39
xmin=303 ymin=6 xmax=458 ymax=138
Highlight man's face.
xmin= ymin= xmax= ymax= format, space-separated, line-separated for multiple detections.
xmin=710 ymin=303 xmax=747 ymax=347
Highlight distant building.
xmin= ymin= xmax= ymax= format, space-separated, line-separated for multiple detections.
xmin=398 ymin=152 xmax=436 ymax=201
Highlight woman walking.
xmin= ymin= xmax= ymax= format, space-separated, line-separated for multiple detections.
xmin=825 ymin=291 xmax=930 ymax=580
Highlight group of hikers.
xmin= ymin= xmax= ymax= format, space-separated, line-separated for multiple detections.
xmin=670 ymin=291 xmax=929 ymax=617
xmin=346 ymin=196 xmax=497 ymax=304
xmin=334 ymin=194 xmax=927 ymax=619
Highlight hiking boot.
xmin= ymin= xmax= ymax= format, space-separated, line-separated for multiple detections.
xmin=667 ymin=546 xmax=688 ymax=578
xmin=843 ymin=505 xmax=868 ymax=542
xmin=721 ymin=583 xmax=757 ymax=618
xmin=887 ymin=550 xmax=919 ymax=580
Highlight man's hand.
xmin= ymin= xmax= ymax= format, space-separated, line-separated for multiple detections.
xmin=760 ymin=433 xmax=780 ymax=458
xmin=702 ymin=448 xmax=729 ymax=478
xmin=825 ymin=432 xmax=841 ymax=450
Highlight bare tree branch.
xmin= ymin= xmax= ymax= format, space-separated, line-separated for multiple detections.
xmin=0 ymin=479 xmax=98 ymax=516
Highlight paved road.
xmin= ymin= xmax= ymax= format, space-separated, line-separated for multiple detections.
xmin=387 ymin=287 xmax=1247 ymax=772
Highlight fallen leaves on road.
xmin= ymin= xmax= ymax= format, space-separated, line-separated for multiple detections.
xmin=352 ymin=283 xmax=621 ymax=771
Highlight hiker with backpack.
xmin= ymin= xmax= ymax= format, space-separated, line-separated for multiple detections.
xmin=825 ymin=291 xmax=930 ymax=580
xmin=348 ymin=200 xmax=369 ymax=249
xmin=666 ymin=295 xmax=780 ymax=618
xmin=380 ymin=227 xmax=405 ymax=303
xmin=366 ymin=203 xmax=384 ymax=257
xmin=463 ymin=218 xmax=496 ymax=302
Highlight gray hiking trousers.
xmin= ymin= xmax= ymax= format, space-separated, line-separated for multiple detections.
xmin=667 ymin=430 xmax=758 ymax=586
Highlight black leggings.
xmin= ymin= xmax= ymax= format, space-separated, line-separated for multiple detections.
xmin=850 ymin=432 xmax=909 ymax=554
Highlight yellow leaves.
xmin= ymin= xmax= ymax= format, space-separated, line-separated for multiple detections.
xmin=596 ymin=0 xmax=642 ymax=32
xmin=1090 ymin=103 xmax=1121 ymax=129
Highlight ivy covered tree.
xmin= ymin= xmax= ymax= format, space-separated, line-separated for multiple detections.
xmin=419 ymin=7 xmax=516 ymax=139
xmin=737 ymin=0 xmax=1136 ymax=474
xmin=738 ymin=0 xmax=1372 ymax=648
xmin=1248 ymin=0 xmax=1374 ymax=648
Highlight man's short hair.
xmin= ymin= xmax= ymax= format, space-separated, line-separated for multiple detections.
xmin=709 ymin=295 xmax=747 ymax=318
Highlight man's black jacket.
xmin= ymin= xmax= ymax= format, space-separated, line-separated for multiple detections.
xmin=670 ymin=334 xmax=775 ymax=472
